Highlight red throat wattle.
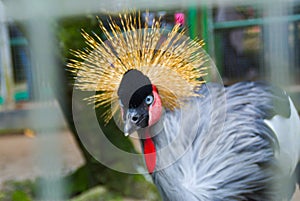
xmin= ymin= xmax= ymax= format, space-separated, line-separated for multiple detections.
xmin=143 ymin=128 xmax=156 ymax=174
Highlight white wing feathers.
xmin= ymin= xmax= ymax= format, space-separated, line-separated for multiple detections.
xmin=264 ymin=97 xmax=300 ymax=176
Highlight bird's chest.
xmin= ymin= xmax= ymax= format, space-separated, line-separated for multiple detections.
xmin=151 ymin=163 xmax=200 ymax=201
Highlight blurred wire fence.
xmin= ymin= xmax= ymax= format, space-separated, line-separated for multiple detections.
xmin=0 ymin=0 xmax=299 ymax=200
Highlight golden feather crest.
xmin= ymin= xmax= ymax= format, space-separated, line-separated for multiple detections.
xmin=68 ymin=12 xmax=208 ymax=123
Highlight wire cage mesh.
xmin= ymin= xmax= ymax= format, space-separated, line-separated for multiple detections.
xmin=0 ymin=0 xmax=299 ymax=200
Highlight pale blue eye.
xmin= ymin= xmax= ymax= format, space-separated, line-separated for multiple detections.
xmin=145 ymin=95 xmax=154 ymax=105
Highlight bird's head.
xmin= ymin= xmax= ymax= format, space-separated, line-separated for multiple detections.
xmin=68 ymin=12 xmax=208 ymax=137
xmin=117 ymin=69 xmax=163 ymax=136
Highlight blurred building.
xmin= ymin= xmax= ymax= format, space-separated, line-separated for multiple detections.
xmin=0 ymin=23 xmax=31 ymax=107
xmin=0 ymin=3 xmax=299 ymax=111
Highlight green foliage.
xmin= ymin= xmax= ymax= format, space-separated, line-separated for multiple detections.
xmin=0 ymin=171 xmax=160 ymax=201
xmin=57 ymin=15 xmax=103 ymax=63
xmin=69 ymin=186 xmax=121 ymax=201
xmin=69 ymin=185 xmax=159 ymax=201
xmin=12 ymin=190 xmax=32 ymax=201
xmin=64 ymin=165 xmax=90 ymax=196
xmin=0 ymin=180 xmax=34 ymax=201
xmin=56 ymin=15 xmax=104 ymax=86
xmin=64 ymin=164 xmax=160 ymax=200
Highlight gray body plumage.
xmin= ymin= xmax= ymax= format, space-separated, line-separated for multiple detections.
xmin=139 ymin=82 xmax=300 ymax=201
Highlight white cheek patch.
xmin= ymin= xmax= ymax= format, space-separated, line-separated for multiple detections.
xmin=264 ymin=97 xmax=300 ymax=176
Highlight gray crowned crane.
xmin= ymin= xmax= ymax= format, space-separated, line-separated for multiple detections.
xmin=69 ymin=12 xmax=300 ymax=201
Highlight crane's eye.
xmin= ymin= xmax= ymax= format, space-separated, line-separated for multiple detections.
xmin=145 ymin=95 xmax=154 ymax=105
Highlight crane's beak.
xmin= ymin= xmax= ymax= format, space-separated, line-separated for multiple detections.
xmin=124 ymin=118 xmax=136 ymax=136
xmin=123 ymin=107 xmax=149 ymax=136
